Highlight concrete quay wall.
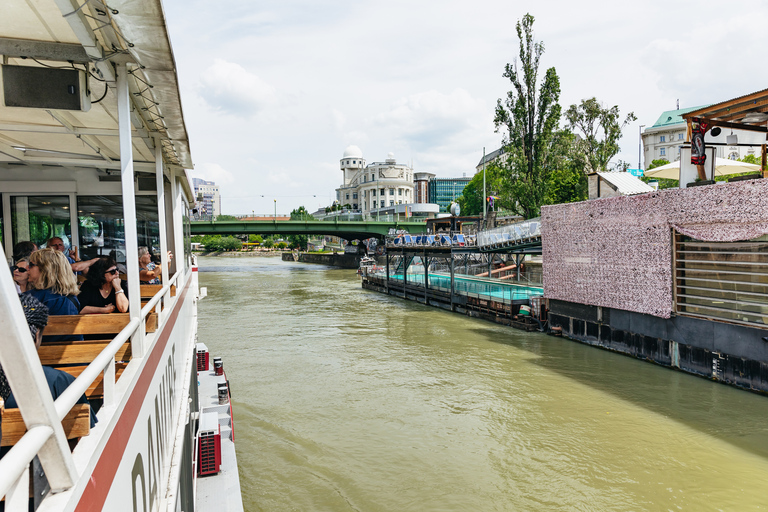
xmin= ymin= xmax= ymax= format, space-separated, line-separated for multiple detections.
xmin=281 ymin=252 xmax=362 ymax=269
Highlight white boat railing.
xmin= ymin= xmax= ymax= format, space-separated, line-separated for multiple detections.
xmin=0 ymin=256 xmax=186 ymax=507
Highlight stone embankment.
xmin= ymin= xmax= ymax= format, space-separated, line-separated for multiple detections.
xmin=281 ymin=252 xmax=365 ymax=269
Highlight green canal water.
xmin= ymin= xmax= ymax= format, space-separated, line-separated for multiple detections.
xmin=197 ymin=256 xmax=768 ymax=511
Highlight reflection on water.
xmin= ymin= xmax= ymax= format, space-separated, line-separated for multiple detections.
xmin=197 ymin=256 xmax=768 ymax=511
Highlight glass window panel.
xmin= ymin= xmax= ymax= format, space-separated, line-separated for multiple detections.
xmin=77 ymin=196 xmax=160 ymax=266
xmin=11 ymin=196 xmax=72 ymax=250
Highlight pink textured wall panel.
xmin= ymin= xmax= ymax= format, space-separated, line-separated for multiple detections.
xmin=541 ymin=179 xmax=768 ymax=319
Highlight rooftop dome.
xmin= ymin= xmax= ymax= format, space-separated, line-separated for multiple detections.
xmin=343 ymin=145 xmax=363 ymax=159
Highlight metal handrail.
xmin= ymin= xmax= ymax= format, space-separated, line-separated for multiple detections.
xmin=0 ymin=426 xmax=54 ymax=500
xmin=1 ymin=269 xmax=184 ymax=505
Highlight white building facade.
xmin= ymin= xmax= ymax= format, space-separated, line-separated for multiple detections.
xmin=192 ymin=177 xmax=221 ymax=217
xmin=642 ymin=106 xmax=764 ymax=169
xmin=336 ymin=146 xmax=415 ymax=212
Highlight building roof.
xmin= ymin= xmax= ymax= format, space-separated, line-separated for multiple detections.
xmin=682 ymin=88 xmax=768 ymax=132
xmin=650 ymin=106 xmax=708 ymax=128
xmin=597 ymin=172 xmax=654 ymax=196
xmin=476 ymin=147 xmax=505 ymax=167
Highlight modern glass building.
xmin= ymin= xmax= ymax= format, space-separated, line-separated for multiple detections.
xmin=428 ymin=177 xmax=471 ymax=212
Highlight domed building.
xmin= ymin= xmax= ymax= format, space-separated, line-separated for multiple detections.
xmin=336 ymin=146 xmax=415 ymax=212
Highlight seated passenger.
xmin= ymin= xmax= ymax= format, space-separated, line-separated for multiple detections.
xmin=46 ymin=236 xmax=99 ymax=274
xmin=12 ymin=240 xmax=37 ymax=263
xmin=11 ymin=258 xmax=30 ymax=293
xmin=25 ymin=248 xmax=83 ymax=342
xmin=3 ymin=294 xmax=96 ymax=428
xmin=139 ymin=246 xmax=172 ymax=284
xmin=78 ymin=256 xmax=128 ymax=314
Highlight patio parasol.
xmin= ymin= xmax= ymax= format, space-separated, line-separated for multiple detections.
xmin=643 ymin=157 xmax=761 ymax=180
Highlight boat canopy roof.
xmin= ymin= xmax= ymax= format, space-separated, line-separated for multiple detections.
xmin=0 ymin=0 xmax=193 ymax=198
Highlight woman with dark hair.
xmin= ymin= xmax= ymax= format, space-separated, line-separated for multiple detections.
xmin=11 ymin=258 xmax=31 ymax=293
xmin=78 ymin=256 xmax=129 ymax=314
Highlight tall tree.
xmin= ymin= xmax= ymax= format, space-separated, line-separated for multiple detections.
xmin=564 ymin=97 xmax=636 ymax=173
xmin=542 ymin=130 xmax=588 ymax=206
xmin=456 ymin=165 xmax=503 ymax=216
xmin=494 ymin=13 xmax=561 ymax=219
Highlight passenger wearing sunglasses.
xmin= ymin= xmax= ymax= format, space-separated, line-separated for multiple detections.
xmin=78 ymin=256 xmax=129 ymax=314
xmin=11 ymin=259 xmax=31 ymax=293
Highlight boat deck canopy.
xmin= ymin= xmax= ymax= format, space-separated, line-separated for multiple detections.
xmin=0 ymin=0 xmax=193 ymax=178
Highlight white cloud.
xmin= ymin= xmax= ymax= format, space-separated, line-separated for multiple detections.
xmin=191 ymin=162 xmax=235 ymax=185
xmin=198 ymin=59 xmax=276 ymax=117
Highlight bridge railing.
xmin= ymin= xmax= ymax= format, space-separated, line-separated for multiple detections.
xmin=476 ymin=217 xmax=541 ymax=251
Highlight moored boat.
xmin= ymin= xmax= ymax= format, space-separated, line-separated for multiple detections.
xmin=0 ymin=1 xmax=243 ymax=510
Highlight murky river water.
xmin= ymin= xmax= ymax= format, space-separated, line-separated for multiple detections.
xmin=197 ymin=256 xmax=768 ymax=511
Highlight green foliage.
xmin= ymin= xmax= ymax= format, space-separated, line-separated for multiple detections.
xmin=191 ymin=235 xmax=204 ymax=244
xmin=565 ymin=97 xmax=636 ymax=172
xmin=542 ymin=131 xmax=588 ymax=205
xmin=290 ymin=206 xmax=315 ymax=221
xmin=640 ymin=176 xmax=678 ymax=189
xmin=494 ymin=13 xmax=562 ymax=219
xmin=739 ymin=154 xmax=764 ymax=169
xmin=248 ymin=234 xmax=263 ymax=243
xmin=201 ymin=234 xmax=221 ymax=251
xmin=219 ymin=236 xmax=242 ymax=251
xmin=646 ymin=159 xmax=669 ymax=170
xmin=262 ymin=237 xmax=274 ymax=249
xmin=276 ymin=242 xmax=288 ymax=250
xmin=216 ymin=214 xmax=238 ymax=221
xmin=456 ymin=165 xmax=503 ymax=216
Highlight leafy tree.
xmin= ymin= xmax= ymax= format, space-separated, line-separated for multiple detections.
xmin=201 ymin=234 xmax=222 ymax=251
xmin=646 ymin=159 xmax=669 ymax=170
xmin=739 ymin=154 xmax=764 ymax=170
xmin=564 ymin=97 xmax=636 ymax=173
xmin=216 ymin=214 xmax=238 ymax=221
xmin=191 ymin=235 xmax=204 ymax=244
xmin=494 ymin=13 xmax=562 ymax=219
xmin=456 ymin=166 xmax=503 ymax=216
xmin=276 ymin=242 xmax=288 ymax=250
xmin=290 ymin=206 xmax=315 ymax=221
xmin=248 ymin=234 xmax=263 ymax=243
xmin=262 ymin=238 xmax=274 ymax=249
xmin=542 ymin=130 xmax=587 ymax=205
xmin=220 ymin=236 xmax=242 ymax=251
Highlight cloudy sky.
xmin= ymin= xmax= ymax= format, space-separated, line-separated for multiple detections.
xmin=162 ymin=0 xmax=768 ymax=215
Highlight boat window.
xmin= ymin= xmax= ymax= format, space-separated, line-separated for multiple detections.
xmin=76 ymin=196 xmax=160 ymax=264
xmin=11 ymin=195 xmax=73 ymax=250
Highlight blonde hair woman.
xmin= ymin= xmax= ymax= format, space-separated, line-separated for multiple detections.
xmin=26 ymin=248 xmax=82 ymax=342
xmin=138 ymin=246 xmax=172 ymax=284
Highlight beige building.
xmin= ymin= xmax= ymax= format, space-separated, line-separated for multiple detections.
xmin=336 ymin=146 xmax=415 ymax=212
xmin=413 ymin=171 xmax=435 ymax=203
xmin=642 ymin=106 xmax=764 ymax=169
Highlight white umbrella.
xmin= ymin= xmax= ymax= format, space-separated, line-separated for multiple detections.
xmin=643 ymin=158 xmax=761 ymax=180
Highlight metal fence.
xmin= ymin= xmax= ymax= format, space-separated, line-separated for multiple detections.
xmin=476 ymin=217 xmax=541 ymax=250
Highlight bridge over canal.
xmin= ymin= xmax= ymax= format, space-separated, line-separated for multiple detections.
xmin=190 ymin=219 xmax=428 ymax=240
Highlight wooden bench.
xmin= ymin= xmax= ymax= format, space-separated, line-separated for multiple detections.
xmin=0 ymin=402 xmax=91 ymax=447
xmin=37 ymin=313 xmax=157 ymax=401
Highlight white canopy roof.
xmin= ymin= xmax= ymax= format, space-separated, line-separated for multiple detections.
xmin=0 ymin=0 xmax=193 ymax=173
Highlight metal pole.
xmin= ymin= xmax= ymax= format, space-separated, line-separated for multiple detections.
xmin=639 ymin=125 xmax=645 ymax=171
xmin=482 ymin=147 xmax=486 ymax=223
xmin=117 ymin=63 xmax=144 ymax=356
xmin=450 ymin=249 xmax=455 ymax=311
xmin=274 ymin=199 xmax=277 ymax=221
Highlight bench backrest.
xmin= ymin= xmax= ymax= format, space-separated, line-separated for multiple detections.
xmin=44 ymin=312 xmax=158 ymax=336
xmin=1 ymin=403 xmax=90 ymax=447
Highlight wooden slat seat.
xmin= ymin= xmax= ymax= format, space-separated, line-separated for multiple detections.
xmin=54 ymin=364 xmax=128 ymax=398
xmin=0 ymin=403 xmax=91 ymax=447
xmin=44 ymin=312 xmax=158 ymax=336
xmin=140 ymin=284 xmax=175 ymax=298
xmin=38 ymin=340 xmax=132 ymax=366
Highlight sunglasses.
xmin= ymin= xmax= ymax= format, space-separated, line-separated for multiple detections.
xmin=27 ymin=262 xmax=37 ymax=268
xmin=106 ymin=268 xmax=119 ymax=275
xmin=11 ymin=265 xmax=28 ymax=273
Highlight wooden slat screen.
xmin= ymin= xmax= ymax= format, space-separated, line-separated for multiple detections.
xmin=674 ymin=232 xmax=768 ymax=326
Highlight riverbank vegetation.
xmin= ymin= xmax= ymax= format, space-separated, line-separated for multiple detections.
xmin=457 ymin=13 xmax=634 ymax=218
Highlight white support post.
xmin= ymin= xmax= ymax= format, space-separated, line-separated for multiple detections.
xmin=0 ymin=249 xmax=76 ymax=493
xmin=171 ymin=169 xmax=185 ymax=276
xmin=117 ymin=63 xmax=144 ymax=357
xmin=102 ymin=358 xmax=115 ymax=407
xmin=155 ymin=136 xmax=170 ymax=286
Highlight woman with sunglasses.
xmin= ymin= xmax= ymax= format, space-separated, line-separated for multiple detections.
xmin=26 ymin=248 xmax=83 ymax=342
xmin=78 ymin=256 xmax=129 ymax=314
xmin=11 ymin=258 xmax=31 ymax=293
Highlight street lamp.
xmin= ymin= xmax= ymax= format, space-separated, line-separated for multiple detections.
xmin=274 ymin=199 xmax=276 ymax=221
xmin=639 ymin=125 xmax=646 ymax=171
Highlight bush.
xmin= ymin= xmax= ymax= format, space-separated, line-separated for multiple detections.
xmin=248 ymin=234 xmax=263 ymax=243
xmin=220 ymin=236 xmax=242 ymax=251
xmin=263 ymin=238 xmax=274 ymax=249
xmin=276 ymin=242 xmax=288 ymax=250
